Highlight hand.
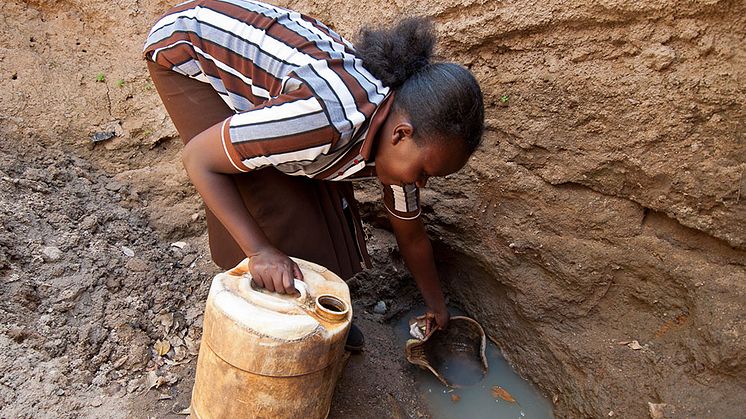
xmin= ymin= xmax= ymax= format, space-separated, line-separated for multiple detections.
xmin=248 ymin=247 xmax=304 ymax=295
xmin=424 ymin=307 xmax=450 ymax=335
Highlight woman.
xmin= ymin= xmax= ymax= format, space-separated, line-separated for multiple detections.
xmin=144 ymin=0 xmax=484 ymax=348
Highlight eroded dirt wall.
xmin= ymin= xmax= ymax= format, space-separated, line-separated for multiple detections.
xmin=1 ymin=0 xmax=744 ymax=417
xmin=291 ymin=0 xmax=746 ymax=416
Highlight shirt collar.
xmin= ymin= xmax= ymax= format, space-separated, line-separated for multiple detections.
xmin=359 ymin=92 xmax=395 ymax=161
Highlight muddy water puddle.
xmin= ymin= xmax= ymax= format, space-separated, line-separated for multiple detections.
xmin=395 ymin=307 xmax=554 ymax=419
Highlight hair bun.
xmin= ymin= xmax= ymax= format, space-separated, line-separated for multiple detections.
xmin=356 ymin=17 xmax=435 ymax=88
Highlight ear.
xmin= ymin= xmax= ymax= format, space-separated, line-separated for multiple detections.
xmin=391 ymin=122 xmax=414 ymax=145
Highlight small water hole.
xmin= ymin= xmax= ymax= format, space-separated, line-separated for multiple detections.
xmin=394 ymin=306 xmax=554 ymax=419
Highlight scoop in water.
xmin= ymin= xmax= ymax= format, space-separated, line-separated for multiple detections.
xmin=405 ymin=315 xmax=488 ymax=387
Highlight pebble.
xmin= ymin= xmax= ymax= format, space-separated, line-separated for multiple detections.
xmin=91 ymin=130 xmax=116 ymax=143
xmin=641 ymin=44 xmax=676 ymax=71
xmin=181 ymin=254 xmax=197 ymax=267
xmin=105 ymin=180 xmax=123 ymax=191
xmin=373 ymin=301 xmax=387 ymax=314
xmin=121 ymin=246 xmax=135 ymax=257
xmin=126 ymin=257 xmax=149 ymax=272
xmin=41 ymin=246 xmax=63 ymax=262
xmin=79 ymin=215 xmax=98 ymax=231
xmin=127 ymin=377 xmax=144 ymax=393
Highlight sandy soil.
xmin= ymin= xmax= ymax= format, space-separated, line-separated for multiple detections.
xmin=1 ymin=0 xmax=744 ymax=417
xmin=0 ymin=131 xmax=436 ymax=418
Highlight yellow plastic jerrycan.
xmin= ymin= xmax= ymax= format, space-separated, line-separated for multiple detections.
xmin=190 ymin=257 xmax=352 ymax=419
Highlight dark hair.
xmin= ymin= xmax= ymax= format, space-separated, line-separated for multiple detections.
xmin=356 ymin=17 xmax=484 ymax=154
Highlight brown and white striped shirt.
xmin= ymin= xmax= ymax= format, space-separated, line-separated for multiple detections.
xmin=144 ymin=0 xmax=420 ymax=219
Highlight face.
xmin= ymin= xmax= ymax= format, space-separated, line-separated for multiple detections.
xmin=374 ymin=111 xmax=469 ymax=188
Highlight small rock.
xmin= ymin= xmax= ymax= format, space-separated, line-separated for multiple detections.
xmin=89 ymin=399 xmax=103 ymax=407
xmin=121 ymin=246 xmax=135 ymax=257
xmin=373 ymin=301 xmax=387 ymax=314
xmin=41 ymin=246 xmax=63 ymax=262
xmin=105 ymin=276 xmax=121 ymax=290
xmin=91 ymin=130 xmax=116 ymax=143
xmin=181 ymin=254 xmax=197 ymax=267
xmin=170 ymin=241 xmax=187 ymax=249
xmin=126 ymin=257 xmax=149 ymax=272
xmin=103 ymin=381 xmax=123 ymax=397
xmin=648 ymin=402 xmax=673 ymax=419
xmin=56 ymin=389 xmax=65 ymax=396
xmin=680 ymin=27 xmax=700 ymax=41
xmin=641 ymin=44 xmax=676 ymax=71
xmin=4 ymin=273 xmax=20 ymax=283
xmin=105 ymin=180 xmax=123 ymax=191
xmin=127 ymin=376 xmax=144 ymax=393
xmin=628 ymin=340 xmax=643 ymax=350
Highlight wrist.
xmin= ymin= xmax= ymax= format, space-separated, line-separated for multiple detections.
xmin=247 ymin=242 xmax=275 ymax=257
xmin=426 ymin=298 xmax=447 ymax=313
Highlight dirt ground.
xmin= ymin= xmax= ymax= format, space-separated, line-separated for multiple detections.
xmin=0 ymin=132 xmax=433 ymax=418
xmin=1 ymin=0 xmax=745 ymax=418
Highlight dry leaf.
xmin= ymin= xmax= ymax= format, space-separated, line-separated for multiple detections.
xmin=627 ymin=340 xmax=643 ymax=350
xmin=491 ymin=386 xmax=516 ymax=403
xmin=450 ymin=394 xmax=461 ymax=402
xmin=146 ymin=371 xmax=179 ymax=390
xmin=163 ymin=358 xmax=189 ymax=367
xmin=157 ymin=393 xmax=172 ymax=400
xmin=154 ymin=340 xmax=171 ymax=356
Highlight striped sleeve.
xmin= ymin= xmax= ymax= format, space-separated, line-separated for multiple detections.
xmin=382 ymin=183 xmax=421 ymax=220
xmin=222 ymin=82 xmax=339 ymax=171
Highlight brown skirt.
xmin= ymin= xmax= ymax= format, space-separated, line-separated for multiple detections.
xmin=146 ymin=60 xmax=369 ymax=280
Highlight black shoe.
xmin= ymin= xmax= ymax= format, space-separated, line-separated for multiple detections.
xmin=345 ymin=323 xmax=365 ymax=352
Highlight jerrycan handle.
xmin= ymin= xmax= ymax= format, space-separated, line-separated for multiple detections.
xmin=228 ymin=258 xmax=308 ymax=314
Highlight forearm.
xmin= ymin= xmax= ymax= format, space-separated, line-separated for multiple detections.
xmin=398 ymin=234 xmax=446 ymax=312
xmin=391 ymin=216 xmax=446 ymax=313
xmin=186 ymin=165 xmax=270 ymax=256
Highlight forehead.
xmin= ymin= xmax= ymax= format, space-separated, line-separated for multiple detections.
xmin=422 ymin=140 xmax=469 ymax=176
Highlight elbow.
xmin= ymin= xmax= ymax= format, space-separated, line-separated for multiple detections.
xmin=182 ymin=140 xmax=198 ymax=175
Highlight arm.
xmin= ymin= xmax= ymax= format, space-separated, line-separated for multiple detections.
xmin=387 ymin=213 xmax=449 ymax=330
xmin=182 ymin=121 xmax=303 ymax=294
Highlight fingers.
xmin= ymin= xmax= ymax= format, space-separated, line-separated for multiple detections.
xmin=261 ymin=272 xmax=276 ymax=293
xmin=436 ymin=311 xmax=450 ymax=330
xmin=281 ymin=268 xmax=298 ymax=296
xmin=248 ymin=250 xmax=302 ymax=295
xmin=424 ymin=312 xmax=435 ymax=336
xmin=292 ymin=262 xmax=304 ymax=281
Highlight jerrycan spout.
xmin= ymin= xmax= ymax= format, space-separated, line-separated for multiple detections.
xmin=315 ymin=295 xmax=349 ymax=322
